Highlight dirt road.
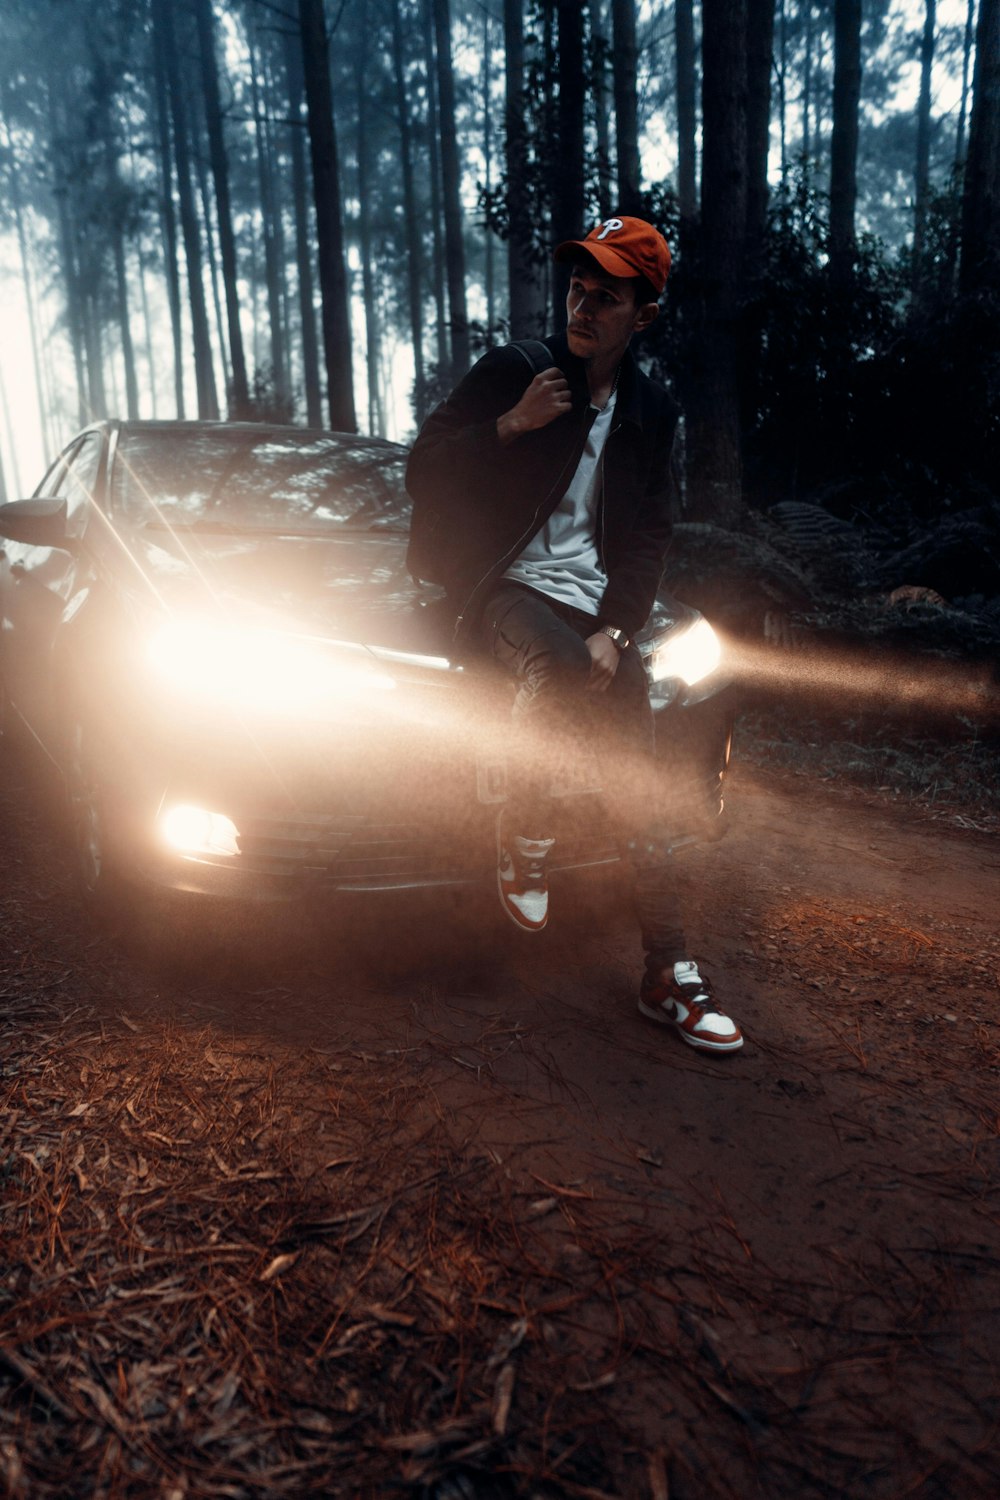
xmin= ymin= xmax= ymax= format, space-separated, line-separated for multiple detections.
xmin=2 ymin=747 xmax=998 ymax=1498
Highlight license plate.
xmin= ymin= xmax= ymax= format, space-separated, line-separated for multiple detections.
xmin=476 ymin=751 xmax=603 ymax=803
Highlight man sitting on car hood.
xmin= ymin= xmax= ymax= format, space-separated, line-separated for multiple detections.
xmin=406 ymin=215 xmax=743 ymax=1055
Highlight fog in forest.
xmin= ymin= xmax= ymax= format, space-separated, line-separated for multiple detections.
xmin=0 ymin=0 xmax=997 ymax=541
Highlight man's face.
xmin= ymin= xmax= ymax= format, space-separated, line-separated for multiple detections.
xmin=564 ymin=263 xmax=658 ymax=365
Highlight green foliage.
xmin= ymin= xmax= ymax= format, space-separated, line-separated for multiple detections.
xmin=1 ymin=0 xmax=997 ymax=515
xmin=738 ymin=705 xmax=1000 ymax=822
xmin=737 ymin=170 xmax=999 ymax=518
xmin=242 ymin=366 xmax=295 ymax=425
xmin=478 ymin=0 xmax=623 ymax=267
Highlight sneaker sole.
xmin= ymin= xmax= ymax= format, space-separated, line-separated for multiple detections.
xmin=637 ymin=997 xmax=744 ymax=1052
xmin=496 ymin=821 xmax=548 ymax=933
xmin=497 ymin=882 xmax=548 ymax=932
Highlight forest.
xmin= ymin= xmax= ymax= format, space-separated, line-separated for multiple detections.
xmin=4 ymin=10 xmax=1000 ymax=1497
xmin=1 ymin=0 xmax=998 ymax=572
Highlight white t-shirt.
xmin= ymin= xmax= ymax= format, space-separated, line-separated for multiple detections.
xmin=503 ymin=391 xmax=616 ymax=615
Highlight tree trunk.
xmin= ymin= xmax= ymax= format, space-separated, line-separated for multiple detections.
xmin=125 ymin=123 xmax=158 ymax=418
xmin=51 ymin=143 xmax=88 ymax=428
xmin=250 ymin=230 xmax=261 ymax=375
xmin=111 ymin=219 xmax=139 ymax=420
xmin=683 ymin=0 xmax=748 ymax=526
xmin=151 ymin=15 xmax=185 ymax=419
xmin=154 ymin=0 xmax=218 ymax=419
xmin=191 ymin=113 xmax=228 ymax=398
xmin=675 ymin=0 xmax=698 ymax=239
xmin=0 ymin=80 xmax=51 ymax=453
xmin=432 ymin=0 xmax=470 ymax=379
xmin=248 ymin=12 xmax=288 ymax=407
xmin=746 ymin=0 xmax=774 ymax=279
xmin=742 ymin=0 xmax=774 ymax=440
xmin=554 ymin=0 xmax=586 ymax=259
xmin=960 ymin=0 xmax=1000 ymax=298
xmin=284 ymin=24 xmax=322 ymax=427
xmin=829 ymin=0 xmax=861 ymax=298
xmin=802 ymin=0 xmax=813 ymax=174
xmin=355 ymin=0 xmax=383 ymax=435
xmin=955 ymin=0 xmax=976 ymax=169
xmin=588 ymin=0 xmax=613 ymax=213
xmin=47 ymin=78 xmax=96 ymax=426
xmin=938 ymin=0 xmax=977 ymax=296
xmin=482 ymin=9 xmax=496 ymax=338
xmin=180 ymin=50 xmax=227 ymax=405
xmin=194 ymin=0 xmax=249 ymax=417
xmin=137 ymin=233 xmax=158 ymax=418
xmin=390 ymin=0 xmax=427 ymax=422
xmin=0 ymin=360 xmax=17 ymax=500
xmin=0 ymin=405 xmax=8 ymax=501
xmin=82 ymin=283 xmax=108 ymax=422
xmin=777 ymin=0 xmax=787 ymax=182
xmin=74 ymin=46 xmax=113 ymax=421
xmin=611 ymin=0 xmax=641 ymax=212
xmin=423 ymin=0 xmax=448 ymax=369
xmin=504 ymin=0 xmax=545 ymax=338
xmin=911 ymin=0 xmax=936 ymax=302
xmin=264 ymin=22 xmax=292 ymax=400
xmin=298 ymin=0 xmax=356 ymax=431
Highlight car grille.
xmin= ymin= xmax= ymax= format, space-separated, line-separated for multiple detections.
xmin=233 ymin=756 xmax=726 ymax=892
xmin=235 ymin=809 xmax=626 ymax=890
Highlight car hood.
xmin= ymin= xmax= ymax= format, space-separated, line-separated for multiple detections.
xmin=128 ymin=526 xmax=451 ymax=657
xmin=124 ymin=525 xmax=699 ymax=658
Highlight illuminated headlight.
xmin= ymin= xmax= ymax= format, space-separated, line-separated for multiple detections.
xmin=649 ymin=617 xmax=722 ymax=686
xmin=147 ymin=622 xmax=396 ymax=715
xmin=160 ymin=804 xmax=240 ymax=857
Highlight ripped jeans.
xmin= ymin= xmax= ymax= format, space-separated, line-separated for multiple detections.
xmin=480 ymin=581 xmax=687 ymax=971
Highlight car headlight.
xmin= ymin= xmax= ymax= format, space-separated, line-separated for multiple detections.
xmin=160 ymin=804 xmax=241 ymax=857
xmin=146 ymin=621 xmax=396 ymax=716
xmin=649 ymin=617 xmax=722 ymax=686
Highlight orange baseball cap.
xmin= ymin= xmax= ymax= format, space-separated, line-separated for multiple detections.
xmin=554 ymin=216 xmax=672 ymax=295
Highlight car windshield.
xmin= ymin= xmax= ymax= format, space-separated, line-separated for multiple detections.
xmin=112 ymin=427 xmax=412 ymax=535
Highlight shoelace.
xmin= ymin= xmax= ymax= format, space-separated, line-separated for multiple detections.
xmin=674 ymin=966 xmax=720 ymax=1013
xmin=677 ymin=982 xmax=721 ymax=1014
xmin=514 ymin=850 xmax=548 ymax=883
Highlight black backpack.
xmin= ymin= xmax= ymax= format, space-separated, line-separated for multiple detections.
xmin=407 ymin=340 xmax=553 ymax=588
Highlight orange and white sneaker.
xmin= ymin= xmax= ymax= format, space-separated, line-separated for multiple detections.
xmin=638 ymin=960 xmax=743 ymax=1053
xmin=496 ymin=810 xmax=555 ymax=932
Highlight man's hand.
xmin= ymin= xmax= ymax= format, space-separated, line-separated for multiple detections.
xmin=585 ymin=631 xmax=621 ymax=691
xmin=497 ymin=368 xmax=572 ymax=445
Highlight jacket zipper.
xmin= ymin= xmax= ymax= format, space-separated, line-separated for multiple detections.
xmin=596 ymin=417 xmax=620 ymax=574
xmin=452 ymin=406 xmax=593 ymax=640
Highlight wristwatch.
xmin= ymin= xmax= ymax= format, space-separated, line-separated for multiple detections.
xmin=599 ymin=625 xmax=630 ymax=652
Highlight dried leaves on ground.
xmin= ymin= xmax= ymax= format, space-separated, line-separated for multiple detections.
xmin=2 ymin=736 xmax=1000 ymax=1498
xmin=2 ymin=962 xmax=1000 ymax=1499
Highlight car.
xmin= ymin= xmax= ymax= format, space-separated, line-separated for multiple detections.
xmin=0 ymin=420 xmax=733 ymax=909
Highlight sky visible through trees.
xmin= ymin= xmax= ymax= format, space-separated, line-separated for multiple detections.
xmin=0 ymin=0 xmax=996 ymax=523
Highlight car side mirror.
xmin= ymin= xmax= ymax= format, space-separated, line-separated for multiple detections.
xmin=0 ymin=497 xmax=73 ymax=550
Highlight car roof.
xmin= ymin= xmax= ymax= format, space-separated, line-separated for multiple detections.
xmin=104 ymin=420 xmax=407 ymax=455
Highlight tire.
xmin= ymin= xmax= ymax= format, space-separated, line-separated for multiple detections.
xmin=65 ymin=720 xmax=125 ymax=907
xmin=0 ymin=674 xmax=14 ymax=753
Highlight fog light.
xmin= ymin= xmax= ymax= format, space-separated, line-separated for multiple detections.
xmin=160 ymin=804 xmax=241 ymax=857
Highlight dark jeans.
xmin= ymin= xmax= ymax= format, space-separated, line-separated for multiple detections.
xmin=480 ymin=582 xmax=687 ymax=971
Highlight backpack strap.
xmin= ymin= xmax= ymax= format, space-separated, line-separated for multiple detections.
xmin=509 ymin=339 xmax=554 ymax=376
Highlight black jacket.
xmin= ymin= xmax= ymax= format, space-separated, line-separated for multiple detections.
xmin=405 ymin=332 xmax=680 ymax=645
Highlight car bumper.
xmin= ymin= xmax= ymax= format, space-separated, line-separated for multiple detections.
xmin=103 ymin=685 xmax=734 ymax=901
